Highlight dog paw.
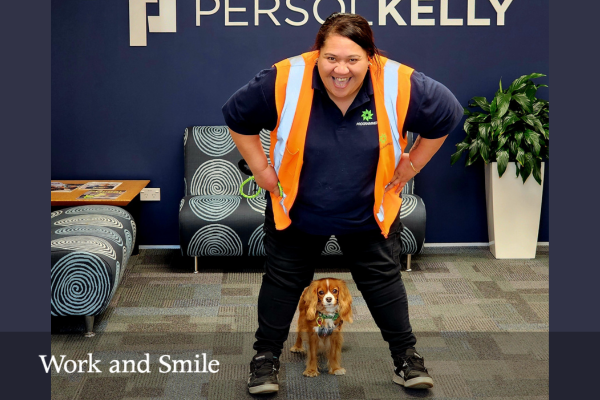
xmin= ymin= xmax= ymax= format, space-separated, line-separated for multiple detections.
xmin=303 ymin=369 xmax=319 ymax=377
xmin=290 ymin=346 xmax=305 ymax=353
xmin=329 ymin=368 xmax=346 ymax=375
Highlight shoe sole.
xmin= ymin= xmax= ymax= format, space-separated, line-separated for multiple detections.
xmin=248 ymin=383 xmax=279 ymax=394
xmin=393 ymin=374 xmax=434 ymax=389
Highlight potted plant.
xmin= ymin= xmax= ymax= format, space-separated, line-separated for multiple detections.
xmin=450 ymin=73 xmax=549 ymax=259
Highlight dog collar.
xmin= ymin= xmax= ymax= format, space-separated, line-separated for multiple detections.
xmin=317 ymin=311 xmax=339 ymax=323
xmin=316 ymin=312 xmax=342 ymax=338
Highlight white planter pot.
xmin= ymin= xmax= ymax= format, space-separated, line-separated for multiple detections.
xmin=484 ymin=161 xmax=545 ymax=259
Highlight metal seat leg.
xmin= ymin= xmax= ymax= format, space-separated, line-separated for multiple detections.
xmin=194 ymin=256 xmax=198 ymax=274
xmin=84 ymin=316 xmax=95 ymax=337
xmin=406 ymin=254 xmax=412 ymax=272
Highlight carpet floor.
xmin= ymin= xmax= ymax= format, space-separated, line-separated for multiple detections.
xmin=51 ymin=247 xmax=549 ymax=399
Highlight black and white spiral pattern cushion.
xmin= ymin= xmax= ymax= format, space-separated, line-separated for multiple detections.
xmin=51 ymin=205 xmax=135 ymax=316
xmin=179 ymin=126 xmax=426 ymax=259
xmin=180 ymin=126 xmax=268 ymax=257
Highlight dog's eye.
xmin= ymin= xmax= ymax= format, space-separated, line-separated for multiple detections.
xmin=318 ymin=291 xmax=325 ymax=295
xmin=332 ymin=289 xmax=338 ymax=294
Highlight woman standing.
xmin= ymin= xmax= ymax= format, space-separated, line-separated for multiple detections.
xmin=222 ymin=13 xmax=463 ymax=394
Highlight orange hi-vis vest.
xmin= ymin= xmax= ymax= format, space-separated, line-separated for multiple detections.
xmin=269 ymin=51 xmax=414 ymax=238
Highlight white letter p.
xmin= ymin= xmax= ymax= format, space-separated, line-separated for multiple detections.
xmin=130 ymin=0 xmax=177 ymax=47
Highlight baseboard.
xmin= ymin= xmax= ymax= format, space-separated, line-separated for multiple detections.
xmin=139 ymin=243 xmax=549 ymax=249
xmin=425 ymin=242 xmax=549 ymax=247
xmin=138 ymin=245 xmax=180 ymax=249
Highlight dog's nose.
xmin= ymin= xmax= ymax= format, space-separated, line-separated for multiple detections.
xmin=325 ymin=297 xmax=333 ymax=303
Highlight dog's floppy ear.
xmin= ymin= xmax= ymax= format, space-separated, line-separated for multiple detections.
xmin=338 ymin=280 xmax=353 ymax=324
xmin=304 ymin=281 xmax=319 ymax=321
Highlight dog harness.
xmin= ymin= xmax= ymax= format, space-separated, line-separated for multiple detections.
xmin=316 ymin=311 xmax=342 ymax=338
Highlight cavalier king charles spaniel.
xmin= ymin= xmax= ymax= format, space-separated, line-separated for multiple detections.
xmin=290 ymin=278 xmax=353 ymax=377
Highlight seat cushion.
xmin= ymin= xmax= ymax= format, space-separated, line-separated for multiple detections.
xmin=399 ymin=194 xmax=426 ymax=255
xmin=179 ymin=195 xmax=267 ymax=257
xmin=50 ymin=205 xmax=135 ymax=316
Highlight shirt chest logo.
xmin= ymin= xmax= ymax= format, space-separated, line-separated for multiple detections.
xmin=357 ymin=109 xmax=378 ymax=127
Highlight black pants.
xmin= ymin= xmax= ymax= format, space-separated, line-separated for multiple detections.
xmin=254 ymin=216 xmax=417 ymax=358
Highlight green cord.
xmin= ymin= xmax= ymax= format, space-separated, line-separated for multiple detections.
xmin=240 ymin=177 xmax=283 ymax=199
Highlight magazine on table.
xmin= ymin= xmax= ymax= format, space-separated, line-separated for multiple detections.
xmin=51 ymin=182 xmax=84 ymax=192
xmin=76 ymin=190 xmax=126 ymax=200
xmin=77 ymin=182 xmax=123 ymax=190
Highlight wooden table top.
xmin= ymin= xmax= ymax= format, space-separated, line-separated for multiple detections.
xmin=51 ymin=180 xmax=150 ymax=206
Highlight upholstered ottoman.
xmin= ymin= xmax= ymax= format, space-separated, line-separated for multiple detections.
xmin=51 ymin=205 xmax=136 ymax=336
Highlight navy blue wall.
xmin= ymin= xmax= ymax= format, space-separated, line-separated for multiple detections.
xmin=51 ymin=0 xmax=549 ymax=245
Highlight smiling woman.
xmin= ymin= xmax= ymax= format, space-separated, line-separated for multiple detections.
xmin=220 ymin=12 xmax=463 ymax=394
xmin=311 ymin=14 xmax=375 ymax=114
xmin=316 ymin=34 xmax=370 ymax=115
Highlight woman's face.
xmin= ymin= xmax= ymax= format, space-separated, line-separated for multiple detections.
xmin=317 ymin=34 xmax=370 ymax=104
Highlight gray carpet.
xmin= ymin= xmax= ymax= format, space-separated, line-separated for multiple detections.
xmin=51 ymin=247 xmax=549 ymax=399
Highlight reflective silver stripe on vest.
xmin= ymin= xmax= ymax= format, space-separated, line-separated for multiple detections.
xmin=383 ymin=59 xmax=402 ymax=168
xmin=377 ymin=203 xmax=385 ymax=222
xmin=273 ymin=55 xmax=305 ymax=176
xmin=378 ymin=60 xmax=403 ymax=223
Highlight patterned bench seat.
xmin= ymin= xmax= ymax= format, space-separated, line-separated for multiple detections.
xmin=51 ymin=205 xmax=136 ymax=336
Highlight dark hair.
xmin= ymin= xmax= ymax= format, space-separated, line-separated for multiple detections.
xmin=311 ymin=13 xmax=382 ymax=69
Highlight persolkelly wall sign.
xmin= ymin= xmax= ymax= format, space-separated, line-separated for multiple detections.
xmin=130 ymin=0 xmax=514 ymax=46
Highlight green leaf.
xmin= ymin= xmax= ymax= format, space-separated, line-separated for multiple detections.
xmin=469 ymin=97 xmax=491 ymax=112
xmin=480 ymin=146 xmax=489 ymax=163
xmin=470 ymin=113 xmax=490 ymax=123
xmin=532 ymin=159 xmax=542 ymax=185
xmin=511 ymin=82 xmax=528 ymax=94
xmin=456 ymin=142 xmax=470 ymax=152
xmin=532 ymin=101 xmax=545 ymax=115
xmin=491 ymin=116 xmax=502 ymax=133
xmin=496 ymin=92 xmax=512 ymax=118
xmin=490 ymin=97 xmax=498 ymax=115
xmin=497 ymin=150 xmax=509 ymax=177
xmin=502 ymin=111 xmax=520 ymax=130
xmin=499 ymin=78 xmax=503 ymax=92
xmin=521 ymin=153 xmax=534 ymax=183
xmin=468 ymin=140 xmax=479 ymax=159
xmin=516 ymin=148 xmax=525 ymax=166
xmin=463 ymin=119 xmax=472 ymax=134
xmin=515 ymin=132 xmax=523 ymax=147
xmin=515 ymin=163 xmax=520 ymax=178
xmin=450 ymin=151 xmax=463 ymax=165
xmin=533 ymin=139 xmax=541 ymax=157
xmin=509 ymin=141 xmax=517 ymax=156
xmin=521 ymin=114 xmax=545 ymax=135
xmin=512 ymin=93 xmax=533 ymax=113
xmin=526 ymin=131 xmax=541 ymax=156
xmin=497 ymin=135 xmax=509 ymax=150
xmin=479 ymin=123 xmax=491 ymax=146
xmin=509 ymin=73 xmax=546 ymax=94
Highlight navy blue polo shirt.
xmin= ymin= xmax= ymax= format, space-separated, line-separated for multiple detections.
xmin=222 ymin=65 xmax=463 ymax=235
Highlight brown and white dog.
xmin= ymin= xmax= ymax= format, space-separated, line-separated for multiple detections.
xmin=290 ymin=278 xmax=353 ymax=377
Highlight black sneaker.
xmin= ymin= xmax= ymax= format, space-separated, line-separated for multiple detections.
xmin=248 ymin=351 xmax=280 ymax=394
xmin=392 ymin=349 xmax=434 ymax=389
